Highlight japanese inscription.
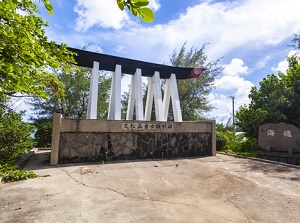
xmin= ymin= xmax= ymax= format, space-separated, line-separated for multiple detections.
xmin=267 ymin=129 xmax=292 ymax=138
xmin=267 ymin=129 xmax=275 ymax=137
xmin=122 ymin=123 xmax=174 ymax=130
xmin=283 ymin=130 xmax=292 ymax=137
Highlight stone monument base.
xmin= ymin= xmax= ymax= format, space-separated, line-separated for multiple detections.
xmin=257 ymin=150 xmax=300 ymax=166
xmin=50 ymin=114 xmax=216 ymax=165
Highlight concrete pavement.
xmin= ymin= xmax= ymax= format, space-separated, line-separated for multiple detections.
xmin=1 ymin=151 xmax=300 ymax=222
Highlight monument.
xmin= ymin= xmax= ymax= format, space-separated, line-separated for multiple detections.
xmin=258 ymin=122 xmax=300 ymax=165
xmin=50 ymin=47 xmax=216 ymax=165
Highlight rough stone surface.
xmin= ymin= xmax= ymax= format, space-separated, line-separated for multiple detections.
xmin=59 ymin=132 xmax=212 ymax=163
xmin=53 ymin=119 xmax=216 ymax=164
xmin=258 ymin=122 xmax=300 ymax=153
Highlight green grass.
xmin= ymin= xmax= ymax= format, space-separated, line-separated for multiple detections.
xmin=0 ymin=164 xmax=37 ymax=183
xmin=227 ymin=150 xmax=258 ymax=158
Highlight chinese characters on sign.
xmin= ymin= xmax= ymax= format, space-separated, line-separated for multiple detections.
xmin=267 ymin=129 xmax=275 ymax=137
xmin=122 ymin=123 xmax=174 ymax=130
xmin=267 ymin=129 xmax=292 ymax=138
xmin=283 ymin=130 xmax=292 ymax=137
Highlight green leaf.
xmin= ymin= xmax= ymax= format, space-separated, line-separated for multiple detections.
xmin=117 ymin=0 xmax=125 ymax=11
xmin=9 ymin=0 xmax=17 ymax=9
xmin=138 ymin=7 xmax=154 ymax=22
xmin=42 ymin=0 xmax=53 ymax=15
xmin=131 ymin=7 xmax=138 ymax=16
xmin=134 ymin=0 xmax=150 ymax=7
xmin=0 ymin=0 xmax=76 ymax=101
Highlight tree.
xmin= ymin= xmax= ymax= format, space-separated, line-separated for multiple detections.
xmin=0 ymin=0 xmax=75 ymax=101
xmin=0 ymin=104 xmax=35 ymax=164
xmin=29 ymin=66 xmax=111 ymax=119
xmin=236 ymin=56 xmax=300 ymax=138
xmin=121 ymin=82 xmax=154 ymax=120
xmin=57 ymin=67 xmax=91 ymax=119
xmin=28 ymin=67 xmax=111 ymax=147
xmin=32 ymin=117 xmax=52 ymax=148
xmin=1 ymin=0 xmax=75 ymax=163
xmin=1 ymin=0 xmax=154 ymax=101
xmin=1 ymin=0 xmax=152 ymax=161
xmin=290 ymin=34 xmax=300 ymax=50
xmin=96 ymin=72 xmax=112 ymax=119
xmin=120 ymin=43 xmax=222 ymax=121
xmin=169 ymin=43 xmax=223 ymax=120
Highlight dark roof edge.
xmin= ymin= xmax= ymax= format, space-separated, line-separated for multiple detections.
xmin=68 ymin=47 xmax=205 ymax=79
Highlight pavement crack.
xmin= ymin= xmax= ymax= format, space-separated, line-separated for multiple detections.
xmin=60 ymin=169 xmax=199 ymax=209
xmin=227 ymin=198 xmax=251 ymax=223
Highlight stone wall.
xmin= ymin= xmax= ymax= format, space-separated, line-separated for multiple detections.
xmin=59 ymin=132 xmax=212 ymax=163
xmin=51 ymin=114 xmax=216 ymax=165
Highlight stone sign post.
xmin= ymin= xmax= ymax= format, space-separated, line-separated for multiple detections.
xmin=258 ymin=122 xmax=300 ymax=153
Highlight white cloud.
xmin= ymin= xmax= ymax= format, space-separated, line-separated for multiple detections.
xmin=209 ymin=89 xmax=252 ymax=123
xmin=84 ymin=44 xmax=103 ymax=53
xmin=46 ymin=0 xmax=300 ymax=123
xmin=73 ymin=0 xmax=161 ymax=31
xmin=52 ymin=0 xmax=300 ymax=65
xmin=68 ymin=0 xmax=299 ymax=64
xmin=168 ymin=0 xmax=300 ymax=60
xmin=148 ymin=0 xmax=161 ymax=11
xmin=208 ymin=93 xmax=232 ymax=121
xmin=223 ymin=58 xmax=249 ymax=76
xmin=216 ymin=58 xmax=251 ymax=90
xmin=74 ymin=0 xmax=131 ymax=31
xmin=272 ymin=50 xmax=299 ymax=73
xmin=254 ymin=55 xmax=271 ymax=69
xmin=209 ymin=58 xmax=253 ymax=122
xmin=272 ymin=60 xmax=289 ymax=74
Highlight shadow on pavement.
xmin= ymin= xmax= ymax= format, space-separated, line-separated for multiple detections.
xmin=23 ymin=150 xmax=210 ymax=171
xmin=234 ymin=157 xmax=300 ymax=176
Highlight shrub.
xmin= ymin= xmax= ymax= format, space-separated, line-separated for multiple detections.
xmin=0 ymin=164 xmax=37 ymax=182
xmin=0 ymin=105 xmax=35 ymax=164
xmin=235 ymin=137 xmax=259 ymax=152
xmin=216 ymin=131 xmax=228 ymax=151
xmin=33 ymin=119 xmax=52 ymax=147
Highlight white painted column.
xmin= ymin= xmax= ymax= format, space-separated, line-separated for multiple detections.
xmin=163 ymin=80 xmax=171 ymax=121
xmin=145 ymin=76 xmax=154 ymax=121
xmin=86 ymin=61 xmax=99 ymax=119
xmin=163 ymin=73 xmax=182 ymax=122
xmin=108 ymin=64 xmax=122 ymax=120
xmin=126 ymin=69 xmax=144 ymax=120
xmin=126 ymin=75 xmax=135 ymax=120
xmin=145 ymin=71 xmax=164 ymax=121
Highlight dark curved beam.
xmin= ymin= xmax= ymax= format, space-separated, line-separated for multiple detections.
xmin=68 ymin=47 xmax=205 ymax=80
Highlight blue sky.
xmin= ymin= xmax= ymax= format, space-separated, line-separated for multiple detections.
xmin=16 ymin=0 xmax=300 ymax=122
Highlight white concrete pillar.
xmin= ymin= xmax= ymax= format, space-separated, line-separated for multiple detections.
xmin=50 ymin=113 xmax=62 ymax=165
xmin=145 ymin=71 xmax=164 ymax=121
xmin=108 ymin=64 xmax=122 ymax=120
xmin=126 ymin=68 xmax=144 ymax=120
xmin=163 ymin=73 xmax=182 ymax=122
xmin=86 ymin=61 xmax=99 ymax=119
